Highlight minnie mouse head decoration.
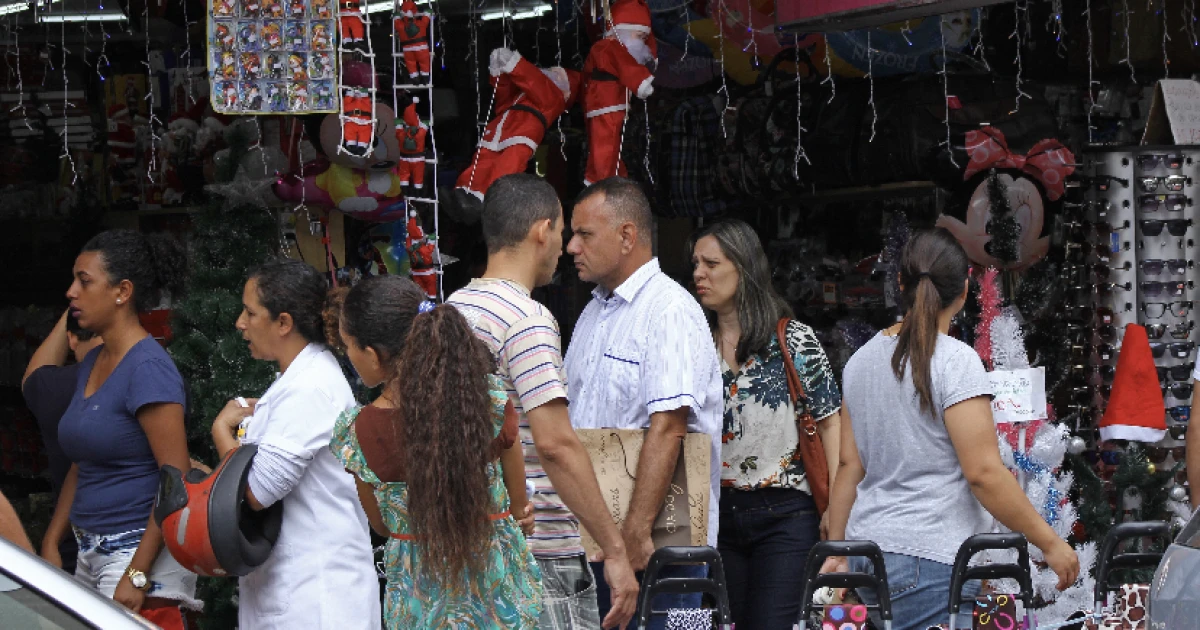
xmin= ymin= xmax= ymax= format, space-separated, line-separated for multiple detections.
xmin=936 ymin=127 xmax=1075 ymax=271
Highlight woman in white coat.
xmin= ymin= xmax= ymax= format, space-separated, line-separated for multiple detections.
xmin=209 ymin=260 xmax=380 ymax=630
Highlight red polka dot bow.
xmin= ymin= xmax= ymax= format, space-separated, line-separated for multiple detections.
xmin=963 ymin=126 xmax=1076 ymax=201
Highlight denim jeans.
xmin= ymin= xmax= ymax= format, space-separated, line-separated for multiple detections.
xmin=591 ymin=561 xmax=706 ymax=630
xmin=848 ymin=552 xmax=981 ymax=630
xmin=536 ymin=555 xmax=602 ymax=629
xmin=718 ymin=487 xmax=819 ymax=630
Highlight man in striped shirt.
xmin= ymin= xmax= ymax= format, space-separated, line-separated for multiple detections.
xmin=447 ymin=174 xmax=638 ymax=630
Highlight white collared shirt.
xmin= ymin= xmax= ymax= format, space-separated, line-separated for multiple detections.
xmin=564 ymin=258 xmax=722 ymax=545
xmin=237 ymin=344 xmax=381 ymax=629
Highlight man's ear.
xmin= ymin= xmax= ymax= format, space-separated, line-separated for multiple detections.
xmin=531 ymin=217 xmax=552 ymax=246
xmin=619 ymin=221 xmax=638 ymax=254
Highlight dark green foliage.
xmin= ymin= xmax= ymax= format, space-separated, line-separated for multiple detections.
xmin=985 ymin=170 xmax=1022 ymax=264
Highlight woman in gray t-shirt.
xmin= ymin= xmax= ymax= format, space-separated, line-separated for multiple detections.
xmin=821 ymin=229 xmax=1079 ymax=630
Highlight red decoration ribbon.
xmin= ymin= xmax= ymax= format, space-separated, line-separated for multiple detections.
xmin=963 ymin=127 xmax=1076 ymax=201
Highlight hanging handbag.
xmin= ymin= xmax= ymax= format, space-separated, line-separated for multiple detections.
xmin=776 ymin=318 xmax=831 ymax=513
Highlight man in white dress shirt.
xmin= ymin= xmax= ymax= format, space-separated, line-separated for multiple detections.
xmin=563 ymin=177 xmax=722 ymax=629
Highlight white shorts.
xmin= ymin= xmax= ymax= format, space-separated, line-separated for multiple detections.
xmin=73 ymin=526 xmax=202 ymax=610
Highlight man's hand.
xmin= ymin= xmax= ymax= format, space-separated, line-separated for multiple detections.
xmin=818 ymin=555 xmax=849 ymax=602
xmin=620 ymin=525 xmax=655 ymax=572
xmin=819 ymin=511 xmax=831 ymax=541
xmin=113 ymin=575 xmax=146 ymax=612
xmin=601 ymin=553 xmax=639 ymax=629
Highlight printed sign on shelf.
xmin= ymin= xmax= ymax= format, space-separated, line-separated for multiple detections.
xmin=1142 ymin=79 xmax=1200 ymax=145
xmin=988 ymin=367 xmax=1047 ymax=423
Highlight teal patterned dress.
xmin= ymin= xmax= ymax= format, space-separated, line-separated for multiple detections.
xmin=330 ymin=377 xmax=543 ymax=629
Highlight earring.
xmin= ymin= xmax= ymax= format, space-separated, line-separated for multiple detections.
xmin=116 ymin=299 xmax=122 ymax=304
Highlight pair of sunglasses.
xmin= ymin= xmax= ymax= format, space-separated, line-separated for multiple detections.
xmin=1140 ymin=194 xmax=1189 ymax=212
xmin=1169 ymin=425 xmax=1190 ymax=439
xmin=1140 ymin=175 xmax=1190 ymax=192
xmin=1067 ymin=323 xmax=1120 ymax=343
xmin=1069 ymin=386 xmax=1109 ymax=404
xmin=1150 ymin=341 xmax=1197 ymax=359
xmin=1146 ymin=445 xmax=1187 ymax=463
xmin=1140 ymin=259 xmax=1192 ymax=276
xmin=1168 ymin=405 xmax=1191 ymax=423
xmin=1068 ymin=343 xmax=1117 ymax=362
xmin=1086 ymin=175 xmax=1130 ymax=191
xmin=1167 ymin=382 xmax=1195 ymax=399
xmin=1141 ymin=219 xmax=1194 ymax=237
xmin=1141 ymin=280 xmax=1194 ymax=297
xmin=1157 ymin=363 xmax=1196 ymax=382
xmin=1145 ymin=321 xmax=1195 ymax=340
xmin=1143 ymin=301 xmax=1195 ymax=319
xmin=1071 ymin=363 xmax=1117 ymax=384
xmin=1064 ymin=305 xmax=1120 ymax=325
xmin=1137 ymin=154 xmax=1187 ymax=170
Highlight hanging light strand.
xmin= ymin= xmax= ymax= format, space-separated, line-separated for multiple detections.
xmin=939 ymin=15 xmax=958 ymax=168
xmin=555 ymin=0 xmax=566 ymax=162
xmin=143 ymin=3 xmax=162 ymax=184
xmin=866 ymin=29 xmax=876 ymax=142
xmin=716 ymin=0 xmax=728 ymax=137
xmin=97 ymin=21 xmax=110 ymax=82
xmin=793 ymin=43 xmax=809 ymax=178
xmin=1120 ymin=0 xmax=1136 ymax=82
xmin=1163 ymin=0 xmax=1172 ymax=78
xmin=821 ymin=34 xmax=836 ymax=104
xmin=59 ymin=23 xmax=76 ymax=184
xmin=1086 ymin=0 xmax=1097 ymax=143
xmin=1009 ymin=0 xmax=1032 ymax=114
xmin=973 ymin=8 xmax=991 ymax=71
xmin=182 ymin=0 xmax=195 ymax=103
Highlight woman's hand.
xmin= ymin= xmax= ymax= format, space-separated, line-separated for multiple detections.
xmin=212 ymin=398 xmax=257 ymax=436
xmin=39 ymin=540 xmax=62 ymax=569
xmin=818 ymin=556 xmax=849 ymax=602
xmin=1042 ymin=539 xmax=1080 ymax=591
xmin=516 ymin=503 xmax=535 ymax=537
xmin=113 ymin=575 xmax=146 ymax=612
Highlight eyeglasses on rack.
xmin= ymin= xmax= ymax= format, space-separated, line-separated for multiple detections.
xmin=1136 ymin=154 xmax=1187 ymax=171
xmin=1145 ymin=321 xmax=1195 ymax=340
xmin=1145 ymin=445 xmax=1187 ymax=463
xmin=1140 ymin=219 xmax=1194 ymax=237
xmin=1168 ymin=405 xmax=1191 ymax=424
xmin=1085 ymin=175 xmax=1130 ymax=191
xmin=1139 ymin=194 xmax=1189 ymax=212
xmin=1141 ymin=280 xmax=1194 ymax=298
xmin=1143 ymin=301 xmax=1195 ymax=319
xmin=1157 ymin=363 xmax=1196 ymax=383
xmin=1169 ymin=425 xmax=1190 ymax=439
xmin=1149 ymin=341 xmax=1197 ymax=359
xmin=1139 ymin=259 xmax=1193 ymax=276
xmin=1139 ymin=175 xmax=1191 ymax=193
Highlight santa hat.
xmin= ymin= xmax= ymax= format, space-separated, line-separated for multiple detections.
xmin=167 ymin=111 xmax=200 ymax=133
xmin=401 ymin=100 xmax=419 ymax=127
xmin=400 ymin=0 xmax=417 ymax=15
xmin=1099 ymin=324 xmax=1166 ymax=442
xmin=609 ymin=0 xmax=650 ymax=33
xmin=541 ymin=67 xmax=571 ymax=100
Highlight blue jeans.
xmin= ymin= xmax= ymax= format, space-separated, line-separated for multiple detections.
xmin=591 ymin=561 xmax=706 ymax=630
xmin=848 ymin=552 xmax=981 ymax=630
xmin=718 ymin=487 xmax=819 ymax=630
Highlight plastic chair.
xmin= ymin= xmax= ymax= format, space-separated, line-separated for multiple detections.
xmin=635 ymin=546 xmax=732 ymax=630
xmin=798 ymin=540 xmax=894 ymax=630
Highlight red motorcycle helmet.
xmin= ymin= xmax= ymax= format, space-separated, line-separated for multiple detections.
xmin=153 ymin=445 xmax=283 ymax=577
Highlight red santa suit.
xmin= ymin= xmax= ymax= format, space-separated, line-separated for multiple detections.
xmin=393 ymin=0 xmax=431 ymax=81
xmin=339 ymin=0 xmax=364 ymax=44
xmin=582 ymin=0 xmax=656 ymax=185
xmin=341 ymin=88 xmax=374 ymax=154
xmin=407 ymin=211 xmax=438 ymax=298
xmin=455 ymin=48 xmax=581 ymax=202
xmin=107 ymin=104 xmax=138 ymax=168
xmin=394 ymin=100 xmax=428 ymax=188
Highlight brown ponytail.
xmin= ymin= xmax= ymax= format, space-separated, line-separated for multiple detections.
xmin=891 ymin=229 xmax=970 ymax=413
xmin=392 ymin=304 xmax=495 ymax=588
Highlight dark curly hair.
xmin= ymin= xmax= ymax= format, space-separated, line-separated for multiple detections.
xmin=82 ymin=229 xmax=187 ymax=312
xmin=248 ymin=260 xmax=328 ymax=344
xmin=323 ymin=276 xmax=424 ymax=364
xmin=394 ymin=305 xmax=495 ymax=588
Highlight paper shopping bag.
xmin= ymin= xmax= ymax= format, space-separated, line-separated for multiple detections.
xmin=575 ymin=429 xmax=710 ymax=557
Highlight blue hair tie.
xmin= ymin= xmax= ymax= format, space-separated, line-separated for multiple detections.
xmin=418 ymin=300 xmax=436 ymax=314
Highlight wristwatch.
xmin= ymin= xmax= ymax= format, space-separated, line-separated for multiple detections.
xmin=124 ymin=566 xmax=150 ymax=592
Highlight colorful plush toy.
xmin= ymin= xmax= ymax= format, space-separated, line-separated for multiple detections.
xmin=393 ymin=0 xmax=431 ymax=82
xmin=581 ymin=0 xmax=657 ymax=185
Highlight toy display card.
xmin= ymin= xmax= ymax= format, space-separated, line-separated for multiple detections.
xmin=209 ymin=0 xmax=337 ymax=113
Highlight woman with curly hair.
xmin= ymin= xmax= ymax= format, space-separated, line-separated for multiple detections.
xmin=41 ymin=229 xmax=200 ymax=628
xmin=208 ymin=260 xmax=380 ymax=630
xmin=327 ymin=275 xmax=542 ymax=629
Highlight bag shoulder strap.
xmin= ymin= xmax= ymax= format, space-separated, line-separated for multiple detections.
xmin=775 ymin=318 xmax=809 ymax=403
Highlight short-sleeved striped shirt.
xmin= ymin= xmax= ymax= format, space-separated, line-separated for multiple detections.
xmin=448 ymin=278 xmax=583 ymax=559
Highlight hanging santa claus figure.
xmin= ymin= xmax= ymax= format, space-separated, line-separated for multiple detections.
xmin=407 ymin=210 xmax=438 ymax=298
xmin=393 ymin=0 xmax=431 ymax=83
xmin=448 ymin=47 xmax=581 ymax=223
xmin=394 ymin=97 xmax=428 ymax=190
xmin=581 ymin=0 xmax=656 ymax=186
xmin=342 ymin=86 xmax=374 ymax=155
xmin=339 ymin=0 xmax=365 ymax=49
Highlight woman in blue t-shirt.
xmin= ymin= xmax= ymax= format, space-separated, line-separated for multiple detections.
xmin=41 ymin=230 xmax=201 ymax=625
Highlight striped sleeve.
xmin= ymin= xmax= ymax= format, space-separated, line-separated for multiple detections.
xmin=500 ymin=313 xmax=568 ymax=412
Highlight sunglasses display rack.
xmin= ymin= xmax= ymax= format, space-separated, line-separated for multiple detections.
xmin=1082 ymin=146 xmax=1194 ymax=467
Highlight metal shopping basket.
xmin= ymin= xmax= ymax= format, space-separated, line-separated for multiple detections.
xmin=798 ymin=540 xmax=894 ymax=630
xmin=635 ymin=546 xmax=733 ymax=630
xmin=945 ymin=533 xmax=1035 ymax=630
xmin=1085 ymin=521 xmax=1170 ymax=630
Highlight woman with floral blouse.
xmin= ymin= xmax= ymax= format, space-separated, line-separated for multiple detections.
xmin=689 ymin=219 xmax=843 ymax=630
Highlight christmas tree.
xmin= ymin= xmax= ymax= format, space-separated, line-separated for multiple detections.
xmin=167 ymin=122 xmax=279 ymax=628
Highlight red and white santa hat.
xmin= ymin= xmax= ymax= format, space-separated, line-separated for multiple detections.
xmin=1099 ymin=324 xmax=1166 ymax=442
xmin=609 ymin=0 xmax=650 ymax=34
xmin=400 ymin=0 xmax=418 ymax=16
